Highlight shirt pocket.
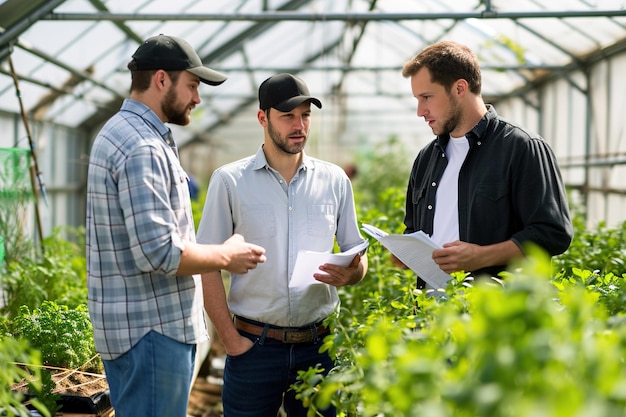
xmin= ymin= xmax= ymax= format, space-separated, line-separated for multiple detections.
xmin=474 ymin=182 xmax=510 ymax=215
xmin=169 ymin=163 xmax=191 ymax=221
xmin=475 ymin=182 xmax=509 ymax=202
xmin=171 ymin=169 xmax=189 ymax=200
xmin=241 ymin=205 xmax=276 ymax=239
xmin=308 ymin=204 xmax=336 ymax=237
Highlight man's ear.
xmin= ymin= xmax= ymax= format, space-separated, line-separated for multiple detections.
xmin=257 ymin=109 xmax=268 ymax=126
xmin=155 ymin=70 xmax=167 ymax=89
xmin=455 ymin=79 xmax=469 ymax=97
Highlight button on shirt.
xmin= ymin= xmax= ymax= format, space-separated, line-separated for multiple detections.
xmin=196 ymin=146 xmax=366 ymax=327
xmin=404 ymin=105 xmax=572 ymax=277
xmin=86 ymin=99 xmax=207 ymax=360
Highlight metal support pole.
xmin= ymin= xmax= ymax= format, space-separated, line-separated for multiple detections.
xmin=8 ymin=55 xmax=46 ymax=253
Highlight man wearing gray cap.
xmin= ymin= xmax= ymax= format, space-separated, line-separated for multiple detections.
xmin=86 ymin=35 xmax=266 ymax=417
xmin=197 ymin=73 xmax=368 ymax=416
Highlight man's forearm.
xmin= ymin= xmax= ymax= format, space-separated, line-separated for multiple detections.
xmin=476 ymin=240 xmax=523 ymax=271
xmin=201 ymin=271 xmax=240 ymax=347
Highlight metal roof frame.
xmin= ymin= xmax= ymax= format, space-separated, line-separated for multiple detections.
xmin=1 ymin=0 xmax=625 ymax=138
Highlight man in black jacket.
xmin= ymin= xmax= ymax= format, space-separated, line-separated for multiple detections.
xmin=400 ymin=40 xmax=573 ymax=286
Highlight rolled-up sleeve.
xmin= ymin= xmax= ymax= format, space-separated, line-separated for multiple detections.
xmin=118 ymin=144 xmax=185 ymax=277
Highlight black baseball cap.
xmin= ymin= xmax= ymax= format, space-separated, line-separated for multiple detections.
xmin=128 ymin=34 xmax=227 ymax=86
xmin=258 ymin=73 xmax=322 ymax=111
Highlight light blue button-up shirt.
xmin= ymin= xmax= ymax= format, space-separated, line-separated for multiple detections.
xmin=196 ymin=146 xmax=366 ymax=327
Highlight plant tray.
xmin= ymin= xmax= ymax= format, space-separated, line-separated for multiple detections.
xmin=58 ymin=390 xmax=111 ymax=415
xmin=25 ymin=390 xmax=112 ymax=416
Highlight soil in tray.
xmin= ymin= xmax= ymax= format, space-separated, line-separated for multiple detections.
xmin=13 ymin=368 xmax=112 ymax=415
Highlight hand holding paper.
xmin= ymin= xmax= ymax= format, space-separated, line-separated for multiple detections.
xmin=289 ymin=240 xmax=369 ymax=288
xmin=361 ymin=224 xmax=451 ymax=289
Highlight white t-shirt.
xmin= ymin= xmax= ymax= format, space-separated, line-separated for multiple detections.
xmin=431 ymin=136 xmax=470 ymax=247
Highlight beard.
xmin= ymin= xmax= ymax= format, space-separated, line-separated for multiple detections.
xmin=267 ymin=119 xmax=307 ymax=155
xmin=161 ymin=86 xmax=191 ymax=126
xmin=437 ymin=95 xmax=462 ymax=136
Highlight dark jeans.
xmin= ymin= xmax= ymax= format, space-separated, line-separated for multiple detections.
xmin=222 ymin=330 xmax=336 ymax=417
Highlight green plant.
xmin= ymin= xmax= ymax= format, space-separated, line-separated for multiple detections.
xmin=0 ymin=335 xmax=51 ymax=417
xmin=8 ymin=301 xmax=102 ymax=373
xmin=1 ymin=227 xmax=87 ymax=317
xmin=351 ymin=135 xmax=410 ymax=212
xmin=299 ymin=251 xmax=626 ymax=417
xmin=292 ymin=154 xmax=626 ymax=416
xmin=26 ymin=369 xmax=61 ymax=416
xmin=553 ymin=217 xmax=626 ymax=278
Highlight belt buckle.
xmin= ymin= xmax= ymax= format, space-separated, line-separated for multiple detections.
xmin=283 ymin=329 xmax=310 ymax=343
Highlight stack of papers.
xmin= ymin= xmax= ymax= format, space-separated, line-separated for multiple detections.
xmin=361 ymin=224 xmax=451 ymax=289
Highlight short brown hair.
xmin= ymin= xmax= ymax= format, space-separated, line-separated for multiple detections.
xmin=402 ymin=41 xmax=482 ymax=95
xmin=128 ymin=66 xmax=182 ymax=93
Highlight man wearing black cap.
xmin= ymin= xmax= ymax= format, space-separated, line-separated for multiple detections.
xmin=86 ymin=35 xmax=266 ymax=417
xmin=196 ymin=73 xmax=368 ymax=416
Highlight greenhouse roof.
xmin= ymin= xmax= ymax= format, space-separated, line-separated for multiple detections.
xmin=1 ymin=0 xmax=626 ymax=152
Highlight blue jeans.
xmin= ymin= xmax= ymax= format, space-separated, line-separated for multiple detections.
xmin=102 ymin=331 xmax=196 ymax=417
xmin=223 ymin=330 xmax=336 ymax=417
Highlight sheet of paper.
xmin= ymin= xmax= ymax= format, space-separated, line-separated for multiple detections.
xmin=361 ymin=224 xmax=451 ymax=289
xmin=289 ymin=240 xmax=369 ymax=288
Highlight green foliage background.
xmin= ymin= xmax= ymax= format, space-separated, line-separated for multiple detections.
xmin=290 ymin=139 xmax=626 ymax=417
xmin=1 ymin=227 xmax=87 ymax=318
xmin=0 ymin=227 xmax=96 ymax=415
xmin=2 ymin=137 xmax=626 ymax=416
xmin=0 ymin=337 xmax=51 ymax=417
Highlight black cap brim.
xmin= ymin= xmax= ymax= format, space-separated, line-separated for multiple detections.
xmin=273 ymin=96 xmax=322 ymax=112
xmin=187 ymin=66 xmax=228 ymax=86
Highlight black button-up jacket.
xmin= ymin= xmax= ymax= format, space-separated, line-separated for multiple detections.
xmin=404 ymin=106 xmax=573 ymax=278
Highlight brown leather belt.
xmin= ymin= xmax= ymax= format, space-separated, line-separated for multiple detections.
xmin=234 ymin=316 xmax=329 ymax=343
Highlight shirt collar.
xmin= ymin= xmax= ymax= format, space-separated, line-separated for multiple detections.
xmin=436 ymin=104 xmax=498 ymax=149
xmin=121 ymin=98 xmax=173 ymax=145
xmin=252 ymin=144 xmax=315 ymax=172
xmin=467 ymin=104 xmax=497 ymax=143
